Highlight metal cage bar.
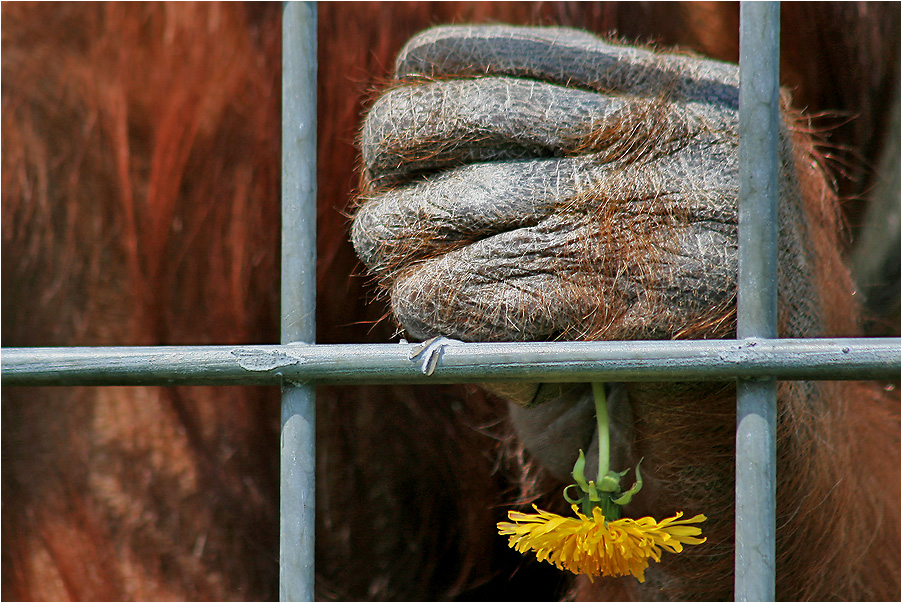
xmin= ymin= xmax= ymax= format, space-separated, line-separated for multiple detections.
xmin=3 ymin=338 xmax=898 ymax=386
xmin=736 ymin=3 xmax=780 ymax=599
xmin=280 ymin=3 xmax=317 ymax=600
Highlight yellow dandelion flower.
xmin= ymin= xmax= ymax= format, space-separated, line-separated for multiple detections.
xmin=497 ymin=504 xmax=706 ymax=582
xmin=498 ymin=384 xmax=707 ymax=582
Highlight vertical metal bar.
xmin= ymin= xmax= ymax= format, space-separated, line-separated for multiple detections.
xmin=281 ymin=2 xmax=317 ymax=601
xmin=736 ymin=2 xmax=780 ymax=601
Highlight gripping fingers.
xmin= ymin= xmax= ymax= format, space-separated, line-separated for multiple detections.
xmin=362 ymin=77 xmax=627 ymax=186
xmin=395 ymin=25 xmax=740 ymax=108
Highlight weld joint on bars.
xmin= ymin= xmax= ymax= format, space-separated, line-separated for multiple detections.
xmin=2 ymin=337 xmax=898 ymax=386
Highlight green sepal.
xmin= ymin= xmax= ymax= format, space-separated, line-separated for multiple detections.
xmin=571 ymin=449 xmax=590 ymax=492
xmin=562 ymin=484 xmax=584 ymax=505
xmin=612 ymin=459 xmax=644 ymax=505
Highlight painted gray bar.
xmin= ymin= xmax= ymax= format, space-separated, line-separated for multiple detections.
xmin=736 ymin=2 xmax=780 ymax=600
xmin=280 ymin=3 xmax=316 ymax=601
xmin=3 ymin=338 xmax=898 ymax=385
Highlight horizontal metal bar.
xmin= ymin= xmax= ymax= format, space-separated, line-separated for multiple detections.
xmin=2 ymin=338 xmax=898 ymax=386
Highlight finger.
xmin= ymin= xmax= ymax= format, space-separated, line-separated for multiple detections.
xmin=395 ymin=25 xmax=739 ymax=108
xmin=387 ymin=210 xmax=737 ymax=343
xmin=388 ymin=214 xmax=604 ymax=342
xmin=362 ymin=77 xmax=627 ymax=185
xmin=363 ymin=72 xmax=737 ymax=187
xmin=353 ymin=156 xmax=597 ymax=278
xmin=353 ymin=144 xmax=738 ymax=287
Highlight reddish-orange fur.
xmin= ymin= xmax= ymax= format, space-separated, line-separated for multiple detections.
xmin=2 ymin=2 xmax=898 ymax=600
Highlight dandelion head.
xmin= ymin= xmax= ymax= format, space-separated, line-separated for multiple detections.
xmin=497 ymin=504 xmax=707 ymax=582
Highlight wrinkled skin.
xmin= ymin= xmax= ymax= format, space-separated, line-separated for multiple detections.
xmin=356 ymin=26 xmax=743 ymax=346
xmin=353 ymin=25 xmax=814 ymax=490
xmin=353 ymin=26 xmax=899 ymax=600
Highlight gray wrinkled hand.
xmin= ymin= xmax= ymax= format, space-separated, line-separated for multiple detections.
xmin=351 ymin=25 xmax=818 ymax=481
xmin=352 ymin=25 xmax=750 ymax=347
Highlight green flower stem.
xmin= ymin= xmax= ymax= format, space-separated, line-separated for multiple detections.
xmin=599 ymin=493 xmax=622 ymax=521
xmin=591 ymin=383 xmax=609 ymax=483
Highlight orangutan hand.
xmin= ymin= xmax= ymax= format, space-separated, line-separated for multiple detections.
xmin=351 ymin=25 xmax=809 ymax=480
xmin=351 ymin=26 xmax=758 ymax=347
